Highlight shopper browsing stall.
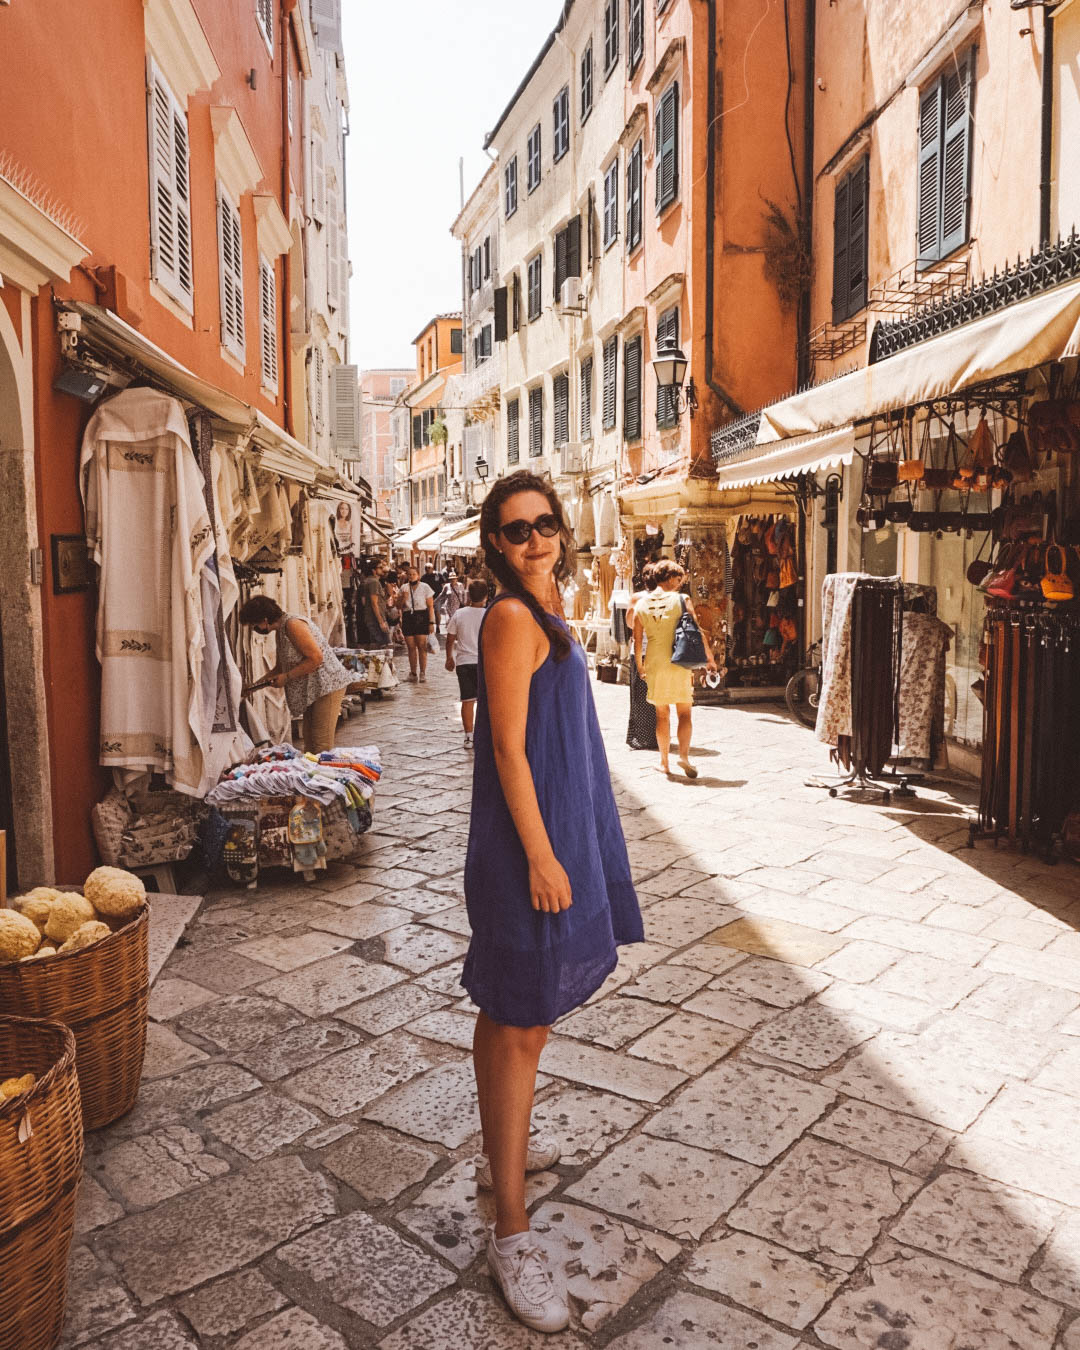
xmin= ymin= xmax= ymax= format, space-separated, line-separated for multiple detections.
xmin=445 ymin=579 xmax=489 ymax=747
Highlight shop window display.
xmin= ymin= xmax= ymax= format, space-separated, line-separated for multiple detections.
xmin=727 ymin=513 xmax=800 ymax=685
xmin=673 ymin=526 xmax=728 ymax=681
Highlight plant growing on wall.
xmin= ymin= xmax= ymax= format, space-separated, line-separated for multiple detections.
xmin=429 ymin=418 xmax=448 ymax=446
xmin=762 ymin=199 xmax=811 ymax=309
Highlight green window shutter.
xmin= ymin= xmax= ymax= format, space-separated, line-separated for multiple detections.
xmin=529 ymin=387 xmax=544 ymax=456
xmin=941 ymin=52 xmax=973 ymax=258
xmin=846 ymin=158 xmax=869 ymax=316
xmin=554 ymin=226 xmax=568 ymax=299
xmin=917 ymin=78 xmax=943 ymax=266
xmin=832 ymin=174 xmax=850 ymax=325
xmin=656 ymin=307 xmax=679 ymax=427
xmin=412 ymin=415 xmax=422 ymax=449
xmin=507 ymin=397 xmax=520 ymax=463
xmin=624 ymin=336 xmax=642 ymax=441
xmin=656 ymin=83 xmax=679 ymax=212
xmin=554 ymin=373 xmax=569 ymax=446
xmin=580 ymin=356 xmax=593 ymax=439
xmin=567 ymin=215 xmax=582 ymax=279
xmin=602 ymin=336 xmax=618 ymax=429
xmin=494 ymin=286 xmax=508 ymax=342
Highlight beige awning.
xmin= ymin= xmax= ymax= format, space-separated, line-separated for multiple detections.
xmin=394 ymin=515 xmax=442 ymax=546
xmin=429 ymin=516 xmax=480 ymax=550
xmin=714 ymin=426 xmax=855 ymax=489
xmin=446 ymin=526 xmax=481 ymax=553
xmin=756 ymin=278 xmax=1080 ymax=443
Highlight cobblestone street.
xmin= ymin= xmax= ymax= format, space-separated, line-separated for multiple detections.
xmin=63 ymin=666 xmax=1080 ymax=1349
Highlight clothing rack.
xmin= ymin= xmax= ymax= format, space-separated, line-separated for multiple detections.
xmin=973 ymin=604 xmax=1080 ymax=857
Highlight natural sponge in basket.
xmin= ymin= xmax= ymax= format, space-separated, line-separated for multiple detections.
xmin=83 ymin=867 xmax=146 ymax=920
xmin=57 ymin=922 xmax=112 ymax=955
xmin=0 ymin=910 xmax=41 ymax=964
xmin=44 ymin=893 xmax=95 ymax=944
xmin=13 ymin=888 xmax=64 ymax=934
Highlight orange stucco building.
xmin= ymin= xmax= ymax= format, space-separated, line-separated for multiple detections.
xmin=0 ymin=0 xmax=330 ymax=886
xmin=397 ymin=314 xmax=463 ymax=533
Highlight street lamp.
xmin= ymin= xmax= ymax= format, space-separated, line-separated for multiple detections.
xmin=652 ymin=336 xmax=697 ymax=417
xmin=475 ymin=457 xmax=490 ymax=481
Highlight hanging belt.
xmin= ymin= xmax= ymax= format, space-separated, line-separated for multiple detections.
xmin=1007 ymin=617 xmax=1021 ymax=842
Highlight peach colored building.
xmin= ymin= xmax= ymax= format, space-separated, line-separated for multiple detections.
xmin=360 ymin=368 xmax=412 ymax=524
xmin=395 ymin=314 xmax=463 ymax=543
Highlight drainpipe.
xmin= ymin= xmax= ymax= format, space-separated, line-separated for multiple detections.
xmin=797 ymin=0 xmax=816 ymax=388
xmin=1039 ymin=5 xmax=1055 ymax=248
xmin=703 ymin=0 xmax=744 ymax=418
xmin=280 ymin=1 xmax=295 ymax=437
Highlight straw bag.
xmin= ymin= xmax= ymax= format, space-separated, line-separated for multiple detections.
xmin=0 ymin=1016 xmax=83 ymax=1350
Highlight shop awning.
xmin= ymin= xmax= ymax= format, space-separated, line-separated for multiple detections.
xmin=429 ymin=516 xmax=481 ymax=551
xmin=447 ymin=526 xmax=482 ymax=553
xmin=360 ymin=512 xmax=394 ymax=543
xmin=756 ymin=277 xmax=1080 ymax=443
xmin=394 ymin=515 xmax=442 ymax=546
xmin=713 ymin=425 xmax=855 ymax=489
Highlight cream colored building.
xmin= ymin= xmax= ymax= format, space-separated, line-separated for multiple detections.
xmin=483 ymin=0 xmax=626 ymax=551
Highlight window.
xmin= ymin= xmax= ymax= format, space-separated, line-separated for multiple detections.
xmin=473 ymin=325 xmax=492 ymax=365
xmin=507 ymin=397 xmax=520 ymax=464
xmin=505 ymin=155 xmax=518 ymax=217
xmin=604 ymin=0 xmax=620 ymax=75
xmin=527 ymin=123 xmax=542 ymax=193
xmin=917 ymin=51 xmax=974 ymax=266
xmin=602 ymin=336 xmax=618 ymax=430
xmin=628 ymin=0 xmax=644 ymax=74
xmin=554 ymin=373 xmax=570 ymax=447
xmin=287 ymin=75 xmax=294 ymax=133
xmin=259 ymin=257 xmax=278 ymax=390
xmin=624 ymin=336 xmax=642 ymax=441
xmin=313 ymin=344 xmax=324 ymax=426
xmin=495 ymin=285 xmax=509 ymax=341
xmin=527 ymin=253 xmax=543 ymax=322
xmin=655 ymin=306 xmax=679 ymax=428
xmin=390 ymin=377 xmax=407 ymax=396
xmin=581 ymin=42 xmax=594 ymax=123
xmin=483 ymin=236 xmax=491 ymax=279
xmin=626 ymin=138 xmax=643 ymax=252
xmin=412 ymin=414 xmax=423 ymax=449
xmin=832 ymin=157 xmax=869 ymax=324
xmin=147 ymin=64 xmax=193 ymax=310
xmin=656 ymin=81 xmax=680 ymax=213
xmin=450 ymin=326 xmax=463 ymax=355
xmin=603 ymin=160 xmax=619 ymax=249
xmin=256 ymin=0 xmax=273 ymax=50
xmin=528 ymin=386 xmax=544 ymax=457
xmin=554 ymin=216 xmax=582 ymax=299
xmin=217 ymin=185 xmax=245 ymax=359
xmin=512 ymin=272 xmax=522 ymax=331
xmin=580 ymin=356 xmax=593 ymax=440
xmin=553 ymin=86 xmax=570 ymax=162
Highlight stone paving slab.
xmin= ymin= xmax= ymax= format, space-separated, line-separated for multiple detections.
xmin=61 ymin=677 xmax=1080 ymax=1348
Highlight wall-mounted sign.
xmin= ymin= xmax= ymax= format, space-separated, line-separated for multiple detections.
xmin=51 ymin=535 xmax=91 ymax=594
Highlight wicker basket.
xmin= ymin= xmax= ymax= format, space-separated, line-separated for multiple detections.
xmin=0 ymin=1015 xmax=83 ymax=1350
xmin=0 ymin=902 xmax=149 ymax=1131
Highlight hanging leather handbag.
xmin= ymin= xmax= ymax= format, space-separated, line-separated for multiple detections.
xmin=1041 ymin=544 xmax=1074 ymax=602
xmin=779 ymin=556 xmax=798 ymax=588
xmin=968 ymin=415 xmax=996 ymax=490
xmin=1003 ymin=429 xmax=1033 ymax=482
xmin=867 ymin=460 xmax=899 ymax=494
xmin=897 ymin=458 xmax=925 ymax=482
xmin=922 ymin=467 xmax=952 ymax=490
xmin=908 ymin=511 xmax=936 ymax=532
xmin=670 ymin=596 xmax=709 ymax=668
xmin=885 ymin=500 xmax=914 ymax=524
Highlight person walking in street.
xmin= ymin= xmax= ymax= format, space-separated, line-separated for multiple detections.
xmin=626 ymin=563 xmax=660 ymax=751
xmin=401 ymin=565 xmax=436 ymax=682
xmin=421 ymin=562 xmax=445 ymax=633
xmin=445 ymin=578 xmax=488 ymax=747
xmin=437 ymin=570 xmax=467 ymax=631
xmin=632 ymin=560 xmax=717 ymax=778
xmin=464 ymin=469 xmax=643 ymax=1333
xmin=356 ymin=557 xmax=390 ymax=647
xmin=239 ymin=596 xmax=353 ymax=752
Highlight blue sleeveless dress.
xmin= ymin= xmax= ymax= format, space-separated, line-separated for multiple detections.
xmin=463 ymin=595 xmax=644 ymax=1027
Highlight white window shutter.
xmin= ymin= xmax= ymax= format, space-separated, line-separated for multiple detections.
xmin=259 ymin=257 xmax=279 ymax=390
xmin=313 ymin=140 xmax=326 ymax=225
xmin=327 ymin=187 xmax=339 ymax=310
xmin=313 ymin=345 xmax=325 ymax=428
xmin=331 ymin=364 xmax=360 ymax=455
xmin=338 ymin=217 xmax=349 ymax=319
xmin=311 ymin=0 xmax=342 ymax=51
xmin=147 ymin=63 xmax=193 ymax=310
xmin=256 ymin=0 xmax=274 ymax=44
xmin=218 ymin=186 xmax=245 ymax=358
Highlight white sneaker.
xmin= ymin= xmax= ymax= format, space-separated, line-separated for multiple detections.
xmin=487 ymin=1233 xmax=569 ymax=1334
xmin=418 ymin=672 xmax=427 ymax=683
xmin=464 ymin=733 xmax=473 ymax=748
xmin=474 ymin=1135 xmax=560 ymax=1190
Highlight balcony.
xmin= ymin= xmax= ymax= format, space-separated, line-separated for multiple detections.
xmin=449 ymin=362 xmax=501 ymax=419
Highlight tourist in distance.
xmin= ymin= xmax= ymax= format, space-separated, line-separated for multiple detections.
xmin=445 ymin=578 xmax=489 ymax=747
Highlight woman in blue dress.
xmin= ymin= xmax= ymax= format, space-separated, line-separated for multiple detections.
xmin=464 ymin=470 xmax=643 ymax=1333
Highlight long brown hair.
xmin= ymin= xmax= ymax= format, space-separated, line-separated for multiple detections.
xmin=479 ymin=469 xmax=577 ymax=660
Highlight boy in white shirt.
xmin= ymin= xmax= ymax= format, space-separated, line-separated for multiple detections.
xmin=445 ymin=579 xmax=489 ymax=747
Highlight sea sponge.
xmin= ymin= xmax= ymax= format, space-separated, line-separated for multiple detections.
xmin=21 ymin=944 xmax=57 ymax=962
xmin=44 ymin=892 xmax=95 ymax=943
xmin=14 ymin=887 xmax=63 ymax=934
xmin=0 ymin=909 xmax=42 ymax=964
xmin=58 ymin=921 xmax=111 ymax=954
xmin=0 ymin=1074 xmax=35 ymax=1101
xmin=83 ymin=866 xmax=146 ymax=919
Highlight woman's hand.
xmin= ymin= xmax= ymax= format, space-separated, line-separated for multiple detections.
xmin=706 ymin=657 xmax=718 ymax=673
xmin=528 ymin=851 xmax=573 ymax=913
xmin=445 ymin=657 xmax=455 ymax=672
xmin=270 ymin=673 xmax=288 ymax=689
xmin=636 ymin=661 xmax=646 ymax=679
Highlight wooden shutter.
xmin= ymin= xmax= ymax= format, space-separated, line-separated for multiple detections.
xmin=483 ymin=237 xmax=491 ymax=279
xmin=338 ymin=218 xmax=349 ymax=316
xmin=602 ymin=336 xmax=618 ymax=429
xmin=331 ymin=364 xmax=360 ymax=453
xmin=413 ymin=414 xmax=422 ymax=449
xmin=494 ymin=286 xmax=508 ymax=342
xmin=941 ymin=53 xmax=973 ymax=257
xmin=626 ymin=139 xmax=642 ymax=249
xmin=312 ymin=138 xmax=326 ymax=225
xmin=580 ymin=356 xmax=593 ymax=439
xmin=624 ymin=336 xmax=642 ymax=441
xmin=832 ymin=173 xmax=850 ymax=325
xmin=656 ymin=82 xmax=679 ymax=211
xmin=218 ymin=188 xmax=244 ymax=357
xmin=311 ymin=0 xmax=342 ymax=51
xmin=656 ymin=308 xmax=679 ymax=426
xmin=846 ymin=158 xmax=868 ymax=316
xmin=605 ymin=0 xmax=619 ymax=72
xmin=628 ymin=0 xmax=643 ymax=72
xmin=554 ymin=226 xmax=568 ymax=299
xmin=512 ymin=272 xmax=522 ymax=331
xmin=257 ymin=0 xmax=274 ymax=43
xmin=554 ymin=373 xmax=569 ymax=447
xmin=567 ymin=215 xmax=581 ymax=278
xmin=529 ymin=386 xmax=543 ymax=456
xmin=507 ymin=397 xmax=520 ymax=463
xmin=917 ymin=79 xmax=942 ymax=265
xmin=327 ymin=185 xmax=339 ymax=310
xmin=259 ymin=258 xmax=279 ymax=389
xmin=148 ymin=65 xmax=193 ymax=309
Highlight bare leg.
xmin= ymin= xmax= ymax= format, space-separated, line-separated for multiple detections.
xmin=418 ymin=634 xmax=429 ymax=676
xmin=676 ymin=704 xmax=694 ymax=770
xmin=463 ymin=699 xmax=476 ymax=733
xmin=473 ymin=1012 xmax=549 ymax=1237
xmin=654 ymin=703 xmax=671 ymax=772
xmin=405 ymin=635 xmax=419 ymax=676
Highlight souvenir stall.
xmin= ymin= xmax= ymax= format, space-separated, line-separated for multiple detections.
xmin=672 ymin=518 xmax=729 ymax=695
xmin=725 ymin=509 xmax=801 ymax=689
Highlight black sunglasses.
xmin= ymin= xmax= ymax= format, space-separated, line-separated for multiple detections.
xmin=498 ymin=513 xmax=561 ymax=546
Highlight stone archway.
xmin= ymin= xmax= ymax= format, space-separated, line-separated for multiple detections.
xmin=0 ymin=295 xmax=55 ymax=886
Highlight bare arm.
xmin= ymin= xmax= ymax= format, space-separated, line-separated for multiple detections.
xmin=483 ymin=599 xmax=572 ymax=913
xmin=445 ymin=630 xmax=456 ymax=670
xmin=273 ymin=617 xmax=324 ymax=686
xmin=685 ymin=598 xmax=718 ymax=670
xmin=633 ymin=614 xmax=646 ymax=677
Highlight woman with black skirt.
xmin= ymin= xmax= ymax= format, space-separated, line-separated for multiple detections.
xmin=626 ymin=564 xmax=659 ymax=750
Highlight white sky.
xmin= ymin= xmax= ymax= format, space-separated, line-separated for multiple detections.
xmin=343 ymin=0 xmax=560 ymax=371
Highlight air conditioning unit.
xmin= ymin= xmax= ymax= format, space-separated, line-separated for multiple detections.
xmin=559 ymin=276 xmax=585 ymax=313
xmin=560 ymin=442 xmax=584 ymax=475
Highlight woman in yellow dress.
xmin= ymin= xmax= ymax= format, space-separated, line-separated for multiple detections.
xmin=632 ymin=560 xmax=717 ymax=777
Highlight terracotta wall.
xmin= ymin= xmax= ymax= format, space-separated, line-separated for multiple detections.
xmin=1 ymin=0 xmax=302 ymax=879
